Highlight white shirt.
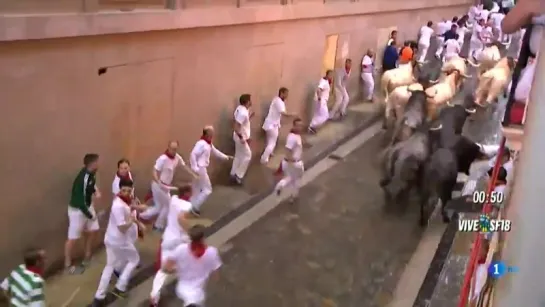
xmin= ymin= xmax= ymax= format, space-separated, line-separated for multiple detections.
xmin=487 ymin=157 xmax=513 ymax=174
xmin=104 ymin=197 xmax=138 ymax=246
xmin=469 ymin=6 xmax=481 ymax=21
xmin=490 ymin=12 xmax=504 ymax=29
xmin=456 ymin=26 xmax=470 ymax=44
xmin=444 ymin=39 xmax=461 ymax=55
xmin=190 ymin=139 xmax=228 ymax=171
xmin=233 ymin=105 xmax=251 ymax=140
xmin=112 ymin=172 xmax=134 ymax=196
xmin=419 ymin=26 xmax=435 ymax=45
xmin=480 ymin=9 xmax=490 ymax=23
xmin=262 ymin=96 xmax=286 ymax=130
xmin=361 ymin=55 xmax=373 ymax=73
xmin=334 ymin=67 xmax=351 ymax=89
xmin=481 ymin=26 xmax=493 ymax=43
xmin=472 ymin=24 xmax=483 ymax=41
xmin=285 ymin=133 xmax=303 ymax=161
xmin=154 ymin=153 xmax=185 ymax=185
xmin=437 ymin=21 xmax=450 ymax=36
xmin=169 ymin=244 xmax=222 ymax=304
xmin=491 ymin=2 xmax=500 ymax=13
xmin=162 ymin=196 xmax=191 ymax=249
xmin=315 ymin=78 xmax=331 ymax=103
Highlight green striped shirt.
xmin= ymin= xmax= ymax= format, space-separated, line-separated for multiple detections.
xmin=1 ymin=265 xmax=45 ymax=306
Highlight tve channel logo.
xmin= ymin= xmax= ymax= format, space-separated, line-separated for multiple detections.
xmin=488 ymin=260 xmax=519 ymax=279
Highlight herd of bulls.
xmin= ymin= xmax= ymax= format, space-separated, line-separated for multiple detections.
xmin=378 ymin=44 xmax=515 ymax=226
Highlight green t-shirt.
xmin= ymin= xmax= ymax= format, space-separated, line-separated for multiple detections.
xmin=69 ymin=168 xmax=96 ymax=219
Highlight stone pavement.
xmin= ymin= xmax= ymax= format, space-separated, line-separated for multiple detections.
xmin=156 ymin=133 xmax=427 ymax=307
xmin=43 ymin=101 xmax=382 ymax=307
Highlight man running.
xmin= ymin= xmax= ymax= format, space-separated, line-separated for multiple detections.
xmin=260 ymin=88 xmax=296 ymax=164
xmin=231 ymin=94 xmax=254 ymax=185
xmin=190 ymin=126 xmax=233 ymax=215
xmin=92 ymin=179 xmax=144 ymax=306
xmin=140 ymin=141 xmax=196 ymax=231
xmin=150 ymin=184 xmax=194 ymax=307
xmin=308 ymin=70 xmax=333 ymax=134
xmin=64 ymin=153 xmax=101 ymax=274
xmin=275 ymin=118 xmax=305 ymax=203
xmin=2 ymin=248 xmax=46 ymax=306
xmin=417 ymin=21 xmax=434 ymax=63
xmin=162 ymin=225 xmax=222 ymax=307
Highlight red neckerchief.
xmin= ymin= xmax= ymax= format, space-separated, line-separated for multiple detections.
xmin=290 ymin=129 xmax=300 ymax=134
xmin=117 ymin=171 xmax=131 ymax=182
xmin=26 ymin=266 xmax=43 ymax=277
xmin=190 ymin=241 xmax=207 ymax=258
xmin=200 ymin=135 xmax=212 ymax=145
xmin=324 ymin=77 xmax=332 ymax=85
xmin=179 ymin=194 xmax=191 ymax=201
xmin=345 ymin=67 xmax=351 ymax=74
xmin=164 ymin=150 xmax=176 ymax=160
xmin=117 ymin=194 xmax=144 ymax=239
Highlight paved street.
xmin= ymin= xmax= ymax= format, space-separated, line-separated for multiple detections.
xmin=159 ymin=133 xmax=426 ymax=307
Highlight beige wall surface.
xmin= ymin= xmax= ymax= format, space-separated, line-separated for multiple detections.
xmin=0 ymin=0 xmax=469 ymax=276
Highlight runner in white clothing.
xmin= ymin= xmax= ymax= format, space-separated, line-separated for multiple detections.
xmin=275 ymin=118 xmax=305 ymax=203
xmin=140 ymin=141 xmax=197 ymax=231
xmin=260 ymin=88 xmax=297 ymax=164
xmin=361 ymin=50 xmax=375 ymax=102
xmin=469 ymin=18 xmax=486 ymax=59
xmin=417 ymin=21 xmax=435 ymax=63
xmin=162 ymin=225 xmax=222 ymax=307
xmin=444 ymin=36 xmax=462 ymax=62
xmin=93 ymin=179 xmax=145 ymax=305
xmin=330 ymin=59 xmax=352 ymax=119
xmin=150 ymin=184 xmax=194 ymax=307
xmin=435 ymin=19 xmax=450 ymax=58
xmin=308 ymin=70 xmax=333 ymax=134
xmin=189 ymin=126 xmax=233 ymax=215
xmin=231 ymin=94 xmax=254 ymax=185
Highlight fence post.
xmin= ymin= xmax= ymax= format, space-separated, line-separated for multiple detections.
xmin=495 ymin=31 xmax=545 ymax=307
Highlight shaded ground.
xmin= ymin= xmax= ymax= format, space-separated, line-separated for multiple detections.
xmin=161 ymin=134 xmax=425 ymax=307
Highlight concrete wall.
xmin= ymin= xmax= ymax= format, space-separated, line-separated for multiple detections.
xmin=0 ymin=0 xmax=469 ymax=275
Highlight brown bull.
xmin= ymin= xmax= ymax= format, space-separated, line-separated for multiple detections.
xmin=425 ymin=70 xmax=470 ymax=121
xmin=380 ymin=60 xmax=426 ymax=102
xmin=474 ymin=57 xmax=516 ymax=107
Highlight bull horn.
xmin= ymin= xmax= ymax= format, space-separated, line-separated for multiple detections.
xmin=465 ymin=107 xmax=477 ymax=114
xmin=429 ymin=123 xmax=442 ymax=131
xmin=460 ymin=71 xmax=472 ymax=78
xmin=465 ymin=58 xmax=481 ymax=67
xmin=446 ymin=101 xmax=454 ymax=107
xmin=429 ymin=79 xmax=439 ymax=84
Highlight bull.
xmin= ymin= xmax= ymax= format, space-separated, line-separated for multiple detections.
xmin=467 ymin=44 xmax=502 ymax=75
xmin=420 ymin=135 xmax=499 ymax=224
xmin=380 ymin=60 xmax=426 ymax=102
xmin=474 ymin=57 xmax=516 ymax=107
xmin=425 ymin=70 xmax=470 ymax=121
xmin=441 ymin=56 xmax=479 ymax=77
xmin=383 ymin=74 xmax=434 ymax=130
xmin=433 ymin=93 xmax=477 ymax=149
xmin=388 ymin=87 xmax=441 ymax=145
xmin=380 ymin=122 xmax=436 ymax=224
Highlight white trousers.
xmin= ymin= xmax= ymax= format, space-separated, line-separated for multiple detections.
xmin=190 ymin=167 xmax=212 ymax=211
xmin=230 ymin=133 xmax=251 ymax=179
xmin=260 ymin=127 xmax=279 ymax=164
xmin=469 ymin=39 xmax=483 ymax=59
xmin=310 ymin=100 xmax=329 ymax=128
xmin=417 ymin=42 xmax=430 ymax=63
xmin=274 ymin=160 xmax=304 ymax=197
xmin=361 ymin=73 xmax=374 ymax=100
xmin=435 ymin=37 xmax=445 ymax=57
xmin=95 ymin=243 xmax=140 ymax=299
xmin=140 ymin=182 xmax=170 ymax=229
xmin=330 ymin=87 xmax=349 ymax=117
xmin=150 ymin=243 xmax=183 ymax=305
xmin=444 ymin=52 xmax=458 ymax=63
xmin=176 ymin=280 xmax=206 ymax=306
